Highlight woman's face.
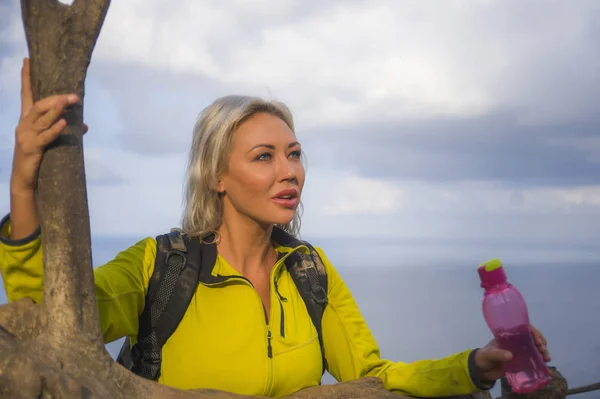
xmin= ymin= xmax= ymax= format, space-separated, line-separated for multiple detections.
xmin=218 ymin=112 xmax=305 ymax=228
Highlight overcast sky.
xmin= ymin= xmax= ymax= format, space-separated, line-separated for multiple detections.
xmin=1 ymin=0 xmax=600 ymax=266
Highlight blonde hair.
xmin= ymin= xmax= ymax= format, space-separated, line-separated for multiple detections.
xmin=181 ymin=95 xmax=303 ymax=241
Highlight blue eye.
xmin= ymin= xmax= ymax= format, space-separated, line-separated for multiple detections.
xmin=290 ymin=150 xmax=302 ymax=159
xmin=256 ymin=152 xmax=272 ymax=161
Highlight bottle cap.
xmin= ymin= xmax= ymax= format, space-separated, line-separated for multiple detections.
xmin=477 ymin=258 xmax=507 ymax=289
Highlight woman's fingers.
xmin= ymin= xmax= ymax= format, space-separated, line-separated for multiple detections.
xmin=20 ymin=58 xmax=33 ymax=120
xmin=34 ymin=96 xmax=68 ymax=131
xmin=531 ymin=326 xmax=548 ymax=347
xmin=25 ymin=94 xmax=78 ymax=129
xmin=35 ymin=119 xmax=87 ymax=147
xmin=529 ymin=325 xmax=551 ymax=362
xmin=37 ymin=119 xmax=67 ymax=147
xmin=19 ymin=57 xmax=80 ymax=135
xmin=530 ymin=325 xmax=546 ymax=346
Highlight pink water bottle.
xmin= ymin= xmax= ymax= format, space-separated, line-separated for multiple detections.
xmin=477 ymin=259 xmax=552 ymax=393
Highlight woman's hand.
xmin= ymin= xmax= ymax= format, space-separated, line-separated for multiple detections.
xmin=473 ymin=324 xmax=551 ymax=384
xmin=11 ymin=57 xmax=88 ymax=194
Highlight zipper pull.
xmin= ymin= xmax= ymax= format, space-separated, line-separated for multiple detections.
xmin=274 ymin=280 xmax=287 ymax=302
xmin=267 ymin=330 xmax=273 ymax=358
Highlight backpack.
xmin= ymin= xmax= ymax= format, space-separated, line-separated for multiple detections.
xmin=116 ymin=227 xmax=329 ymax=381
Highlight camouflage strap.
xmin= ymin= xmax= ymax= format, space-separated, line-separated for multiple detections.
xmin=284 ymin=244 xmax=329 ymax=375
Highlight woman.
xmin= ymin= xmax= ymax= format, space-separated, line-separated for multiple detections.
xmin=1 ymin=58 xmax=551 ymax=397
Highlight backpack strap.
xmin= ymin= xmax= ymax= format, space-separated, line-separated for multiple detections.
xmin=284 ymin=243 xmax=329 ymax=375
xmin=117 ymin=231 xmax=204 ymax=380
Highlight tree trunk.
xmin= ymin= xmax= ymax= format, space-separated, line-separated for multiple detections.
xmin=0 ymin=1 xmax=568 ymax=398
xmin=21 ymin=0 xmax=107 ymax=346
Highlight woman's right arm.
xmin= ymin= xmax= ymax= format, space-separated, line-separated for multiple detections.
xmin=0 ymin=217 xmax=157 ymax=344
xmin=9 ymin=58 xmax=79 ymax=240
xmin=1 ymin=58 xmax=153 ymax=344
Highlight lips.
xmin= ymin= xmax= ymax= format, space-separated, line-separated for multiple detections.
xmin=272 ymin=189 xmax=299 ymax=209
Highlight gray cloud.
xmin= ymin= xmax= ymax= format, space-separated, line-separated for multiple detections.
xmin=84 ymin=156 xmax=127 ymax=186
xmin=86 ymin=58 xmax=600 ymax=188
xmin=302 ymin=111 xmax=600 ymax=188
xmin=85 ymin=61 xmax=231 ymax=155
xmin=0 ymin=1 xmax=16 ymax=44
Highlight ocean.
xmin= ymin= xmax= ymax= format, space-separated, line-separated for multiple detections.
xmin=2 ymin=236 xmax=600 ymax=398
xmin=317 ymin=263 xmax=600 ymax=398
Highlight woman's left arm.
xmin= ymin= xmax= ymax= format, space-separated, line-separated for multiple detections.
xmin=314 ymin=247 xmax=492 ymax=398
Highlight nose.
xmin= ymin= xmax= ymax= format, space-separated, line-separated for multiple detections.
xmin=277 ymin=156 xmax=297 ymax=182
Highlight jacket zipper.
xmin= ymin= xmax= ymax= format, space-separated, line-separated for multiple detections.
xmin=267 ymin=329 xmax=273 ymax=357
xmin=202 ymin=254 xmax=304 ymax=397
xmin=265 ymin=327 xmax=274 ymax=396
xmin=274 ymin=280 xmax=287 ymax=338
xmin=222 ymin=275 xmax=275 ymax=395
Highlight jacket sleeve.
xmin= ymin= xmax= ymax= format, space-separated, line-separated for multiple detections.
xmin=314 ymin=246 xmax=492 ymax=397
xmin=0 ymin=213 xmax=156 ymax=344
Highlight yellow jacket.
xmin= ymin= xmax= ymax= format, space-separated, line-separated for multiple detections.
xmin=0 ymin=214 xmax=488 ymax=397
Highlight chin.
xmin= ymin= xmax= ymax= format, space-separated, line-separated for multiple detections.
xmin=273 ymin=216 xmax=296 ymax=226
xmin=267 ymin=209 xmax=297 ymax=227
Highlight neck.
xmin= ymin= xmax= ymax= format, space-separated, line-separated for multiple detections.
xmin=216 ymin=210 xmax=276 ymax=277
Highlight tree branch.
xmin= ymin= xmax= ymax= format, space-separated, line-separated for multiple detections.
xmin=566 ymin=382 xmax=600 ymax=396
xmin=20 ymin=0 xmax=110 ymax=342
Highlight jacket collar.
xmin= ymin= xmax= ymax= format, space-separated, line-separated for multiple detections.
xmin=197 ymin=226 xmax=308 ymax=285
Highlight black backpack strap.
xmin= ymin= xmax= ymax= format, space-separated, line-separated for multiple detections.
xmin=117 ymin=231 xmax=203 ymax=380
xmin=285 ymin=243 xmax=329 ymax=375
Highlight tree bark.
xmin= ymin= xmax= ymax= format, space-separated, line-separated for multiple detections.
xmin=21 ymin=0 xmax=109 ymax=346
xmin=0 ymin=1 xmax=569 ymax=398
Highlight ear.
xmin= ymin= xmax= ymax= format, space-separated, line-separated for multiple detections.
xmin=215 ymin=177 xmax=225 ymax=194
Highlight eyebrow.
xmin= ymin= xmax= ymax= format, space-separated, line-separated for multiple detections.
xmin=249 ymin=141 xmax=301 ymax=152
